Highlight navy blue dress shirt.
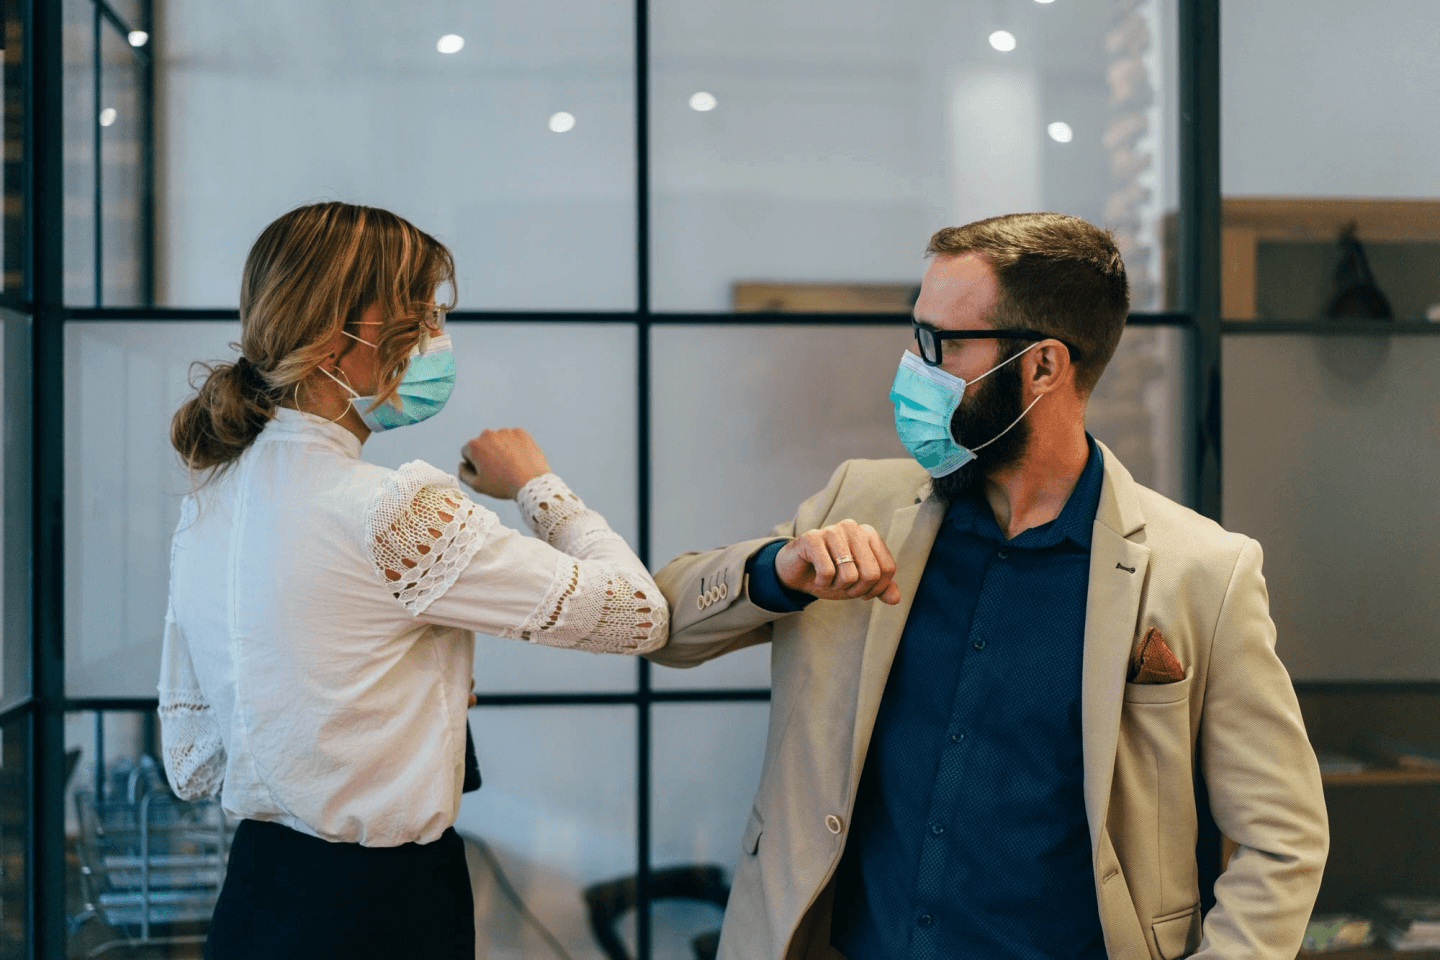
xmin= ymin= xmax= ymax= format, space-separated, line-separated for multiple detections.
xmin=750 ymin=438 xmax=1107 ymax=959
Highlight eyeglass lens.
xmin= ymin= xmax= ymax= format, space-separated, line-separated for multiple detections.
xmin=915 ymin=326 xmax=940 ymax=363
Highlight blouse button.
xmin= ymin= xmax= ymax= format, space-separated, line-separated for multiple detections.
xmin=825 ymin=814 xmax=843 ymax=835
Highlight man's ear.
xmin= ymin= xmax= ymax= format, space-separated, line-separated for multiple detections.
xmin=1026 ymin=340 xmax=1072 ymax=395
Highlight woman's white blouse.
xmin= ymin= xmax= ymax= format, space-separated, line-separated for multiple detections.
xmin=158 ymin=409 xmax=667 ymax=847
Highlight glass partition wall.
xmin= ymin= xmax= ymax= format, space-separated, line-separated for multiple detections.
xmin=26 ymin=1 xmax=1222 ymax=957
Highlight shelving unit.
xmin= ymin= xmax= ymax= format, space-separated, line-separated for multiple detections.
xmin=1295 ymin=684 xmax=1440 ymax=958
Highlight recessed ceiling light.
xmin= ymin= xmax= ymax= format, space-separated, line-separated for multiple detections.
xmin=549 ymin=112 xmax=576 ymax=133
xmin=689 ymin=91 xmax=717 ymax=112
xmin=989 ymin=30 xmax=1017 ymax=52
xmin=127 ymin=30 xmax=149 ymax=47
xmin=1034 ymin=0 xmax=1055 ymax=4
xmin=99 ymin=108 xmax=117 ymax=127
xmin=1047 ymin=121 xmax=1074 ymax=143
xmin=437 ymin=34 xmax=464 ymax=54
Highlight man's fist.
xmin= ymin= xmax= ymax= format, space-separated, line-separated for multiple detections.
xmin=775 ymin=519 xmax=900 ymax=605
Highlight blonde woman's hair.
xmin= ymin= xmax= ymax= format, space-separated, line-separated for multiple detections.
xmin=170 ymin=202 xmax=456 ymax=477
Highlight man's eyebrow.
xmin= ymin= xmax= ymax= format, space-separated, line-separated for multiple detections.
xmin=912 ymin=317 xmax=940 ymax=332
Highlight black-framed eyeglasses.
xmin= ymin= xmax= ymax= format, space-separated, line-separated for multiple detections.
xmin=911 ymin=320 xmax=1077 ymax=367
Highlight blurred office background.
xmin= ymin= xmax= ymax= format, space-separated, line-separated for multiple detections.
xmin=5 ymin=0 xmax=1438 ymax=956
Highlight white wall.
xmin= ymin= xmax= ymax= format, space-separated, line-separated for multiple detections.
xmin=1222 ymin=0 xmax=1440 ymax=198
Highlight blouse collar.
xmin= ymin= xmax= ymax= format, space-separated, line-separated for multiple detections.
xmin=263 ymin=407 xmax=364 ymax=459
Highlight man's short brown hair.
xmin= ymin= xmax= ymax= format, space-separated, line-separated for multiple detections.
xmin=927 ymin=213 xmax=1129 ymax=394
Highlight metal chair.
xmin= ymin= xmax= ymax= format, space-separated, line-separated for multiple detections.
xmin=70 ymin=756 xmax=232 ymax=957
xmin=583 ymin=864 xmax=729 ymax=960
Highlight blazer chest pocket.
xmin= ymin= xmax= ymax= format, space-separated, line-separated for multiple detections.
xmin=741 ymin=806 xmax=764 ymax=855
xmin=1123 ymin=672 xmax=1192 ymax=705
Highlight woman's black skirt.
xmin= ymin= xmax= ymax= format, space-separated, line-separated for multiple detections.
xmin=206 ymin=819 xmax=474 ymax=960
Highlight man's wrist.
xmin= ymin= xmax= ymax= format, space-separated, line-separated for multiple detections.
xmin=745 ymin=540 xmax=816 ymax=614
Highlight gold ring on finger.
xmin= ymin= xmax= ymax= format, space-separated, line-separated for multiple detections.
xmin=834 ymin=555 xmax=856 ymax=565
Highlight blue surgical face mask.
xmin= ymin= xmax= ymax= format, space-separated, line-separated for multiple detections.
xmin=889 ymin=344 xmax=1042 ymax=477
xmin=321 ymin=332 xmax=456 ymax=432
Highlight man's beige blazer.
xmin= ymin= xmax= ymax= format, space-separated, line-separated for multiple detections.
xmin=649 ymin=444 xmax=1328 ymax=960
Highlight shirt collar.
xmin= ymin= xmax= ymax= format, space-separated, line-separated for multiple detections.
xmin=261 ymin=407 xmax=364 ymax=459
xmin=946 ymin=434 xmax=1104 ymax=549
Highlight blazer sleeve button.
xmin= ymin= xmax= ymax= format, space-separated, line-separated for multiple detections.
xmin=825 ymin=814 xmax=843 ymax=835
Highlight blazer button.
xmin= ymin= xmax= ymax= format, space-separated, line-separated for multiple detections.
xmin=696 ymin=595 xmax=708 ymax=611
xmin=825 ymin=814 xmax=843 ymax=835
xmin=719 ymin=582 xmax=729 ymax=599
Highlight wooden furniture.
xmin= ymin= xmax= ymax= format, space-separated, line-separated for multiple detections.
xmin=1295 ymin=684 xmax=1440 ymax=958
xmin=731 ymin=282 xmax=915 ymax=314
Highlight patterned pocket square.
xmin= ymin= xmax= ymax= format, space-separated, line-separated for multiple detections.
xmin=1129 ymin=627 xmax=1185 ymax=684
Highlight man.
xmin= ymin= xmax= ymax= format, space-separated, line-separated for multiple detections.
xmin=648 ymin=213 xmax=1328 ymax=960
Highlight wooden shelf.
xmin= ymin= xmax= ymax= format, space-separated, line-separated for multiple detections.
xmin=1322 ymin=770 xmax=1440 ymax=787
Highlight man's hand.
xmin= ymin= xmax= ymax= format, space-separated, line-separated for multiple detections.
xmin=458 ymin=428 xmax=551 ymax=500
xmin=775 ymin=519 xmax=900 ymax=605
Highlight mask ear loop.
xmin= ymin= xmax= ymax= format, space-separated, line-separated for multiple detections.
xmin=968 ymin=339 xmax=1042 ymax=387
xmin=971 ymin=393 xmax=1044 ymax=453
xmin=967 ymin=340 xmax=1046 ymax=453
xmin=299 ymin=362 xmax=359 ymax=426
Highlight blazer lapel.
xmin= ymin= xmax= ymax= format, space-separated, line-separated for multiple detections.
xmin=849 ymin=485 xmax=946 ymax=794
xmin=1081 ymin=444 xmax=1151 ymax=856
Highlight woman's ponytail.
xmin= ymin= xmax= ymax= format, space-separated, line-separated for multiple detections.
xmin=169 ymin=356 xmax=279 ymax=474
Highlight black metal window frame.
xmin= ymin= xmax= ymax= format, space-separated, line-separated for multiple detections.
xmin=18 ymin=2 xmax=1224 ymax=958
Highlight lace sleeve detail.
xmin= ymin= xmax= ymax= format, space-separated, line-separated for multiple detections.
xmin=159 ymin=690 xmax=227 ymax=800
xmin=367 ymin=461 xmax=498 ymax=616
xmin=158 ymin=605 xmax=225 ymax=800
xmin=502 ymin=473 xmax=667 ymax=653
xmin=499 ymin=554 xmax=667 ymax=653
xmin=515 ymin=473 xmax=627 ymax=555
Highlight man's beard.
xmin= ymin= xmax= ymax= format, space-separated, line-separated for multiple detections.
xmin=931 ymin=357 xmax=1029 ymax=505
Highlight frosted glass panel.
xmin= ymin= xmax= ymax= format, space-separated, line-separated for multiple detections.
xmin=1 ymin=311 xmax=30 ymax=710
xmin=1084 ymin=324 xmax=1191 ymax=505
xmin=458 ymin=706 xmax=635 ymax=959
xmin=650 ymin=703 xmax=768 ymax=955
xmin=65 ymin=321 xmax=639 ymax=696
xmin=63 ymin=0 xmax=95 ymax=305
xmin=652 ymin=0 xmax=1178 ymax=311
xmin=1222 ymin=0 xmax=1440 ymax=198
xmin=161 ymin=0 xmax=636 ymax=310
xmin=650 ymin=325 xmax=910 ymax=689
xmin=64 ymin=321 xmax=238 ymax=697
xmin=100 ymin=25 xmax=144 ymax=306
xmin=1223 ymin=333 xmax=1440 ymax=680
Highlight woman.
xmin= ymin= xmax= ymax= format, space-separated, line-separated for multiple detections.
xmin=159 ymin=202 xmax=667 ymax=958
